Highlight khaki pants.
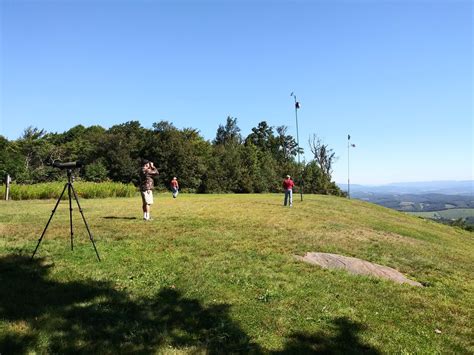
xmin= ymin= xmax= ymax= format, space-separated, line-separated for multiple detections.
xmin=141 ymin=190 xmax=154 ymax=205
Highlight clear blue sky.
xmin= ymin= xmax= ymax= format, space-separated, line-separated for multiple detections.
xmin=1 ymin=0 xmax=472 ymax=185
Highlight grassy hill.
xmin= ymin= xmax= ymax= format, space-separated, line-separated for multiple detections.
xmin=0 ymin=194 xmax=472 ymax=353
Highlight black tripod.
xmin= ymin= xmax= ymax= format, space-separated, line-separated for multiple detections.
xmin=31 ymin=169 xmax=101 ymax=261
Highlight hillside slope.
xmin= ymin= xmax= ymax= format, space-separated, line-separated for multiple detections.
xmin=1 ymin=194 xmax=473 ymax=353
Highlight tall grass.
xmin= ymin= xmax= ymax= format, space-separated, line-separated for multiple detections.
xmin=0 ymin=181 xmax=138 ymax=200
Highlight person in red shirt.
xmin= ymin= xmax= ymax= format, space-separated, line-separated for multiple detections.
xmin=170 ymin=177 xmax=179 ymax=198
xmin=283 ymin=175 xmax=294 ymax=207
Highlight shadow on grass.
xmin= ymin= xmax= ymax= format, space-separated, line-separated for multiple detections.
xmin=272 ymin=318 xmax=380 ymax=354
xmin=0 ymin=255 xmax=257 ymax=353
xmin=0 ymin=255 xmax=379 ymax=354
xmin=102 ymin=216 xmax=138 ymax=220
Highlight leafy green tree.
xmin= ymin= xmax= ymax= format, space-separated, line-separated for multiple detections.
xmin=257 ymin=151 xmax=281 ymax=192
xmin=245 ymin=121 xmax=273 ymax=151
xmin=101 ymin=121 xmax=146 ymax=184
xmin=0 ymin=136 xmax=24 ymax=182
xmin=274 ymin=126 xmax=300 ymax=161
xmin=244 ymin=122 xmax=301 ymax=192
xmin=206 ymin=117 xmax=248 ymax=192
xmin=205 ymin=144 xmax=243 ymax=192
xmin=238 ymin=143 xmax=260 ymax=193
xmin=143 ymin=121 xmax=211 ymax=191
xmin=14 ymin=127 xmax=62 ymax=183
xmin=214 ymin=116 xmax=242 ymax=146
xmin=45 ymin=125 xmax=108 ymax=181
xmin=84 ymin=159 xmax=109 ymax=182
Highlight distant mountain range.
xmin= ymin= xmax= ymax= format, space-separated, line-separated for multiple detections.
xmin=338 ymin=180 xmax=473 ymax=196
xmin=336 ymin=181 xmax=474 ymax=219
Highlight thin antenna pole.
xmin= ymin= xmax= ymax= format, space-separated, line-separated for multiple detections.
xmin=348 ymin=135 xmax=350 ymax=199
xmin=291 ymin=92 xmax=303 ymax=201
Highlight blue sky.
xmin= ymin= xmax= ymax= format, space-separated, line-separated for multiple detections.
xmin=1 ymin=0 xmax=472 ymax=184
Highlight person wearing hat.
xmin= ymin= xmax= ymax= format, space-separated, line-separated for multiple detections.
xmin=170 ymin=177 xmax=179 ymax=198
xmin=282 ymin=175 xmax=295 ymax=207
xmin=139 ymin=159 xmax=159 ymax=220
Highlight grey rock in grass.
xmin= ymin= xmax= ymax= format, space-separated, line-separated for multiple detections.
xmin=295 ymin=252 xmax=422 ymax=287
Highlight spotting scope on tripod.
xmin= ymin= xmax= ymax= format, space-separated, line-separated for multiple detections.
xmin=31 ymin=161 xmax=101 ymax=261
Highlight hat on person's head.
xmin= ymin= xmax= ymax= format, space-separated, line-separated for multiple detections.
xmin=286 ymin=175 xmax=290 ymax=178
xmin=173 ymin=177 xmax=177 ymax=180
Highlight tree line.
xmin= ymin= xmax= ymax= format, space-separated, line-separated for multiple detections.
xmin=0 ymin=117 xmax=343 ymax=195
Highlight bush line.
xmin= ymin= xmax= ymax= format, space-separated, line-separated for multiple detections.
xmin=1 ymin=181 xmax=138 ymax=200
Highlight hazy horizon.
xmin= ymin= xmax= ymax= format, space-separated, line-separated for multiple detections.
xmin=338 ymin=179 xmax=473 ymax=186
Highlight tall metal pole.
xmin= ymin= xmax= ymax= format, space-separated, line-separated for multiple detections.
xmin=347 ymin=135 xmax=350 ymax=199
xmin=291 ymin=92 xmax=303 ymax=201
xmin=347 ymin=135 xmax=355 ymax=199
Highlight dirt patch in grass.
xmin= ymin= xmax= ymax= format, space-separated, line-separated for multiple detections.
xmin=317 ymin=228 xmax=423 ymax=248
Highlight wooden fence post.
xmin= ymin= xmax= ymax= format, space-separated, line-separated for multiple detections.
xmin=5 ymin=174 xmax=11 ymax=201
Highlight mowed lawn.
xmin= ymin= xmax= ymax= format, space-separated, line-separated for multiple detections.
xmin=0 ymin=194 xmax=473 ymax=353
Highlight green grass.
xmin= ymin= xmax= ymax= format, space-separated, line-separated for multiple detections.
xmin=1 ymin=194 xmax=473 ymax=353
xmin=0 ymin=181 xmax=138 ymax=200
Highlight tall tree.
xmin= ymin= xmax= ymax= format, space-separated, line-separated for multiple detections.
xmin=0 ymin=136 xmax=24 ymax=181
xmin=309 ymin=134 xmax=336 ymax=178
xmin=143 ymin=121 xmax=211 ymax=191
xmin=245 ymin=121 xmax=273 ymax=151
xmin=14 ymin=127 xmax=61 ymax=182
xmin=306 ymin=135 xmax=343 ymax=195
xmin=214 ymin=116 xmax=242 ymax=146
xmin=274 ymin=126 xmax=301 ymax=161
xmin=101 ymin=121 xmax=146 ymax=184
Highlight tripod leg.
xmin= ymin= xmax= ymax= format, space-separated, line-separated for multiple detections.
xmin=31 ymin=182 xmax=68 ymax=260
xmin=300 ymin=178 xmax=304 ymax=202
xmin=68 ymin=183 xmax=74 ymax=251
xmin=70 ymin=184 xmax=101 ymax=262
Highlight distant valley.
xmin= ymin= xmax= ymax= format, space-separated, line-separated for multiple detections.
xmin=338 ymin=180 xmax=474 ymax=226
xmin=351 ymin=192 xmax=473 ymax=212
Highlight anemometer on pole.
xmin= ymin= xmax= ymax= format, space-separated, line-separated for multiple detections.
xmin=291 ymin=92 xmax=303 ymax=202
